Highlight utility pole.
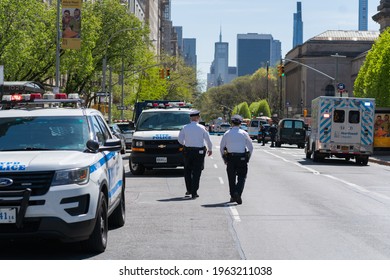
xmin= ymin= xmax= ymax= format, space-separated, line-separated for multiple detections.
xmin=331 ymin=53 xmax=346 ymax=94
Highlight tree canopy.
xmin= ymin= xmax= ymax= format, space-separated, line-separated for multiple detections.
xmin=354 ymin=28 xmax=390 ymax=107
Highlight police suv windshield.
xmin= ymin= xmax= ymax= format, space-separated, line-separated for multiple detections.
xmin=136 ymin=110 xmax=190 ymax=131
xmin=0 ymin=116 xmax=90 ymax=151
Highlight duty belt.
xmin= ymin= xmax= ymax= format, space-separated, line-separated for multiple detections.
xmin=184 ymin=146 xmax=205 ymax=150
xmin=228 ymin=152 xmax=246 ymax=156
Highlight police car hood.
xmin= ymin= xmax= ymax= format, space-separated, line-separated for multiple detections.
xmin=133 ymin=130 xmax=180 ymax=140
xmin=0 ymin=151 xmax=96 ymax=172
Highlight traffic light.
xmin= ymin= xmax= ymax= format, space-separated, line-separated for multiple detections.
xmin=277 ymin=64 xmax=282 ymax=77
xmin=281 ymin=65 xmax=285 ymax=77
xmin=159 ymin=68 xmax=165 ymax=79
xmin=166 ymin=68 xmax=170 ymax=79
xmin=303 ymin=109 xmax=308 ymax=117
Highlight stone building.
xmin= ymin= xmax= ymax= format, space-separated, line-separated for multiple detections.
xmin=283 ymin=0 xmax=390 ymax=118
xmin=284 ymin=30 xmax=378 ymax=117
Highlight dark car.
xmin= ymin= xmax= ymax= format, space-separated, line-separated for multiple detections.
xmin=109 ymin=123 xmax=126 ymax=154
xmin=275 ymin=118 xmax=307 ymax=148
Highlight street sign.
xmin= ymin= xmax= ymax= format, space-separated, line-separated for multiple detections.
xmin=117 ymin=105 xmax=127 ymax=110
xmin=337 ymin=83 xmax=345 ymax=91
xmin=96 ymin=92 xmax=110 ymax=97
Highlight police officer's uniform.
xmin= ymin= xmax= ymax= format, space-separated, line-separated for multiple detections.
xmin=220 ymin=115 xmax=253 ymax=205
xmin=178 ymin=110 xmax=212 ymax=199
xmin=269 ymin=124 xmax=277 ymax=147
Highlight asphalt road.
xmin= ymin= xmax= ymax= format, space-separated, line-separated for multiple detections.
xmin=2 ymin=135 xmax=390 ymax=260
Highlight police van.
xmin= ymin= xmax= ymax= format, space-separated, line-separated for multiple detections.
xmin=0 ymin=91 xmax=125 ymax=252
xmin=130 ymin=101 xmax=192 ymax=175
xmin=305 ymin=96 xmax=375 ymax=165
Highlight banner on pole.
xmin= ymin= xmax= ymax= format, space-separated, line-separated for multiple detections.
xmin=61 ymin=0 xmax=82 ymax=50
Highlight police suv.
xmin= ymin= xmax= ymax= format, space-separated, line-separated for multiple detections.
xmin=0 ymin=92 xmax=125 ymax=253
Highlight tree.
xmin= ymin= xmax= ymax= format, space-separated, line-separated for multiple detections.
xmin=0 ymin=0 xmax=57 ymax=82
xmin=237 ymin=102 xmax=251 ymax=118
xmin=354 ymin=28 xmax=390 ymax=107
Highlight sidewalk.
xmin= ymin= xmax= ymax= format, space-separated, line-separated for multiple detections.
xmin=370 ymin=150 xmax=390 ymax=166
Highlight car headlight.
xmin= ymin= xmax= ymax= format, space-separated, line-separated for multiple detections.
xmin=52 ymin=167 xmax=90 ymax=186
xmin=134 ymin=140 xmax=144 ymax=147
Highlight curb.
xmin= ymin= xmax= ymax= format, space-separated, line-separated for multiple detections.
xmin=369 ymin=158 xmax=390 ymax=166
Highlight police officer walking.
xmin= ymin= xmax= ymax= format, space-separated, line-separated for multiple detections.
xmin=178 ymin=110 xmax=212 ymax=199
xmin=269 ymin=124 xmax=277 ymax=147
xmin=220 ymin=115 xmax=253 ymax=205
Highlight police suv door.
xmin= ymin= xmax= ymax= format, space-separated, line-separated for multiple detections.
xmin=90 ymin=115 xmax=122 ymax=211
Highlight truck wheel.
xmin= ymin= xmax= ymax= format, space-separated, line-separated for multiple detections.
xmin=109 ymin=173 xmax=126 ymax=228
xmin=356 ymin=156 xmax=368 ymax=166
xmin=86 ymin=192 xmax=108 ymax=253
xmin=130 ymin=158 xmax=145 ymax=175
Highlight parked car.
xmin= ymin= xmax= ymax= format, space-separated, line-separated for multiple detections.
xmin=214 ymin=123 xmax=231 ymax=134
xmin=109 ymin=123 xmax=126 ymax=154
xmin=240 ymin=122 xmax=248 ymax=132
xmin=275 ymin=118 xmax=307 ymax=148
xmin=115 ymin=121 xmax=135 ymax=149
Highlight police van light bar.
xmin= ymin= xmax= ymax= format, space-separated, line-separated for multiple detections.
xmin=364 ymin=101 xmax=371 ymax=107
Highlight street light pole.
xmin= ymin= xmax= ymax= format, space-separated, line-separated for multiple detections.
xmin=331 ymin=53 xmax=346 ymax=94
xmin=55 ymin=0 xmax=61 ymax=94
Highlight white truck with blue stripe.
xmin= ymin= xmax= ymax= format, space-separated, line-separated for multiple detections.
xmin=305 ymin=96 xmax=375 ymax=165
xmin=0 ymin=93 xmax=125 ymax=253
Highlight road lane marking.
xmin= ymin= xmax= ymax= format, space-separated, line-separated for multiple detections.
xmin=230 ymin=207 xmax=241 ymax=222
xmin=214 ymin=164 xmax=218 ymax=169
xmin=264 ymin=150 xmax=320 ymax=175
xmin=218 ymin=177 xmax=224 ymax=184
xmin=265 ymin=150 xmax=390 ymax=202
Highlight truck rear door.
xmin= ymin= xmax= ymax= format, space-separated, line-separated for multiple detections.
xmin=331 ymin=108 xmax=361 ymax=145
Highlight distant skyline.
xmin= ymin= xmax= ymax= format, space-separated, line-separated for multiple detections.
xmin=171 ymin=0 xmax=380 ymax=90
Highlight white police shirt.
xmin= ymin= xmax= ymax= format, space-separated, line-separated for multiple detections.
xmin=178 ymin=121 xmax=212 ymax=150
xmin=220 ymin=126 xmax=253 ymax=156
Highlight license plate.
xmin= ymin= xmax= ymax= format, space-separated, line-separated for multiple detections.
xmin=0 ymin=208 xmax=17 ymax=224
xmin=341 ymin=146 xmax=349 ymax=151
xmin=156 ymin=157 xmax=167 ymax=163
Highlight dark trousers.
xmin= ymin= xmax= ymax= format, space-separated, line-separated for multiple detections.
xmin=183 ymin=148 xmax=205 ymax=195
xmin=226 ymin=155 xmax=248 ymax=197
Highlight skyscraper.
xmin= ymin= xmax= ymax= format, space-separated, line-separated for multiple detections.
xmin=207 ymin=29 xmax=237 ymax=89
xmin=359 ymin=0 xmax=368 ymax=31
xmin=236 ymin=33 xmax=281 ymax=77
xmin=293 ymin=2 xmax=303 ymax=48
xmin=183 ymin=38 xmax=197 ymax=69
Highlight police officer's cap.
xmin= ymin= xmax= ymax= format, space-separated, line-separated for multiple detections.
xmin=231 ymin=114 xmax=243 ymax=124
xmin=189 ymin=110 xmax=200 ymax=117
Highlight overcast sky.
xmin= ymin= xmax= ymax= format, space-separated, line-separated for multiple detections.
xmin=171 ymin=0 xmax=380 ymax=90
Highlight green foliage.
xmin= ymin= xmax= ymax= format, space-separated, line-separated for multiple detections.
xmin=237 ymin=102 xmax=251 ymax=118
xmin=354 ymin=28 xmax=390 ymax=107
xmin=0 ymin=0 xmax=198 ymax=118
xmin=197 ymin=65 xmax=280 ymax=122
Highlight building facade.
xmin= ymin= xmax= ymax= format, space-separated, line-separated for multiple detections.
xmin=284 ymin=30 xmax=379 ymax=117
xmin=236 ymin=33 xmax=281 ymax=77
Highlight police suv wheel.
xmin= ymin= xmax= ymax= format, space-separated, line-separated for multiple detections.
xmin=109 ymin=174 xmax=126 ymax=228
xmin=86 ymin=192 xmax=108 ymax=253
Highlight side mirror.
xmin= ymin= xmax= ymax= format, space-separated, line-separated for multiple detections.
xmin=86 ymin=140 xmax=99 ymax=152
